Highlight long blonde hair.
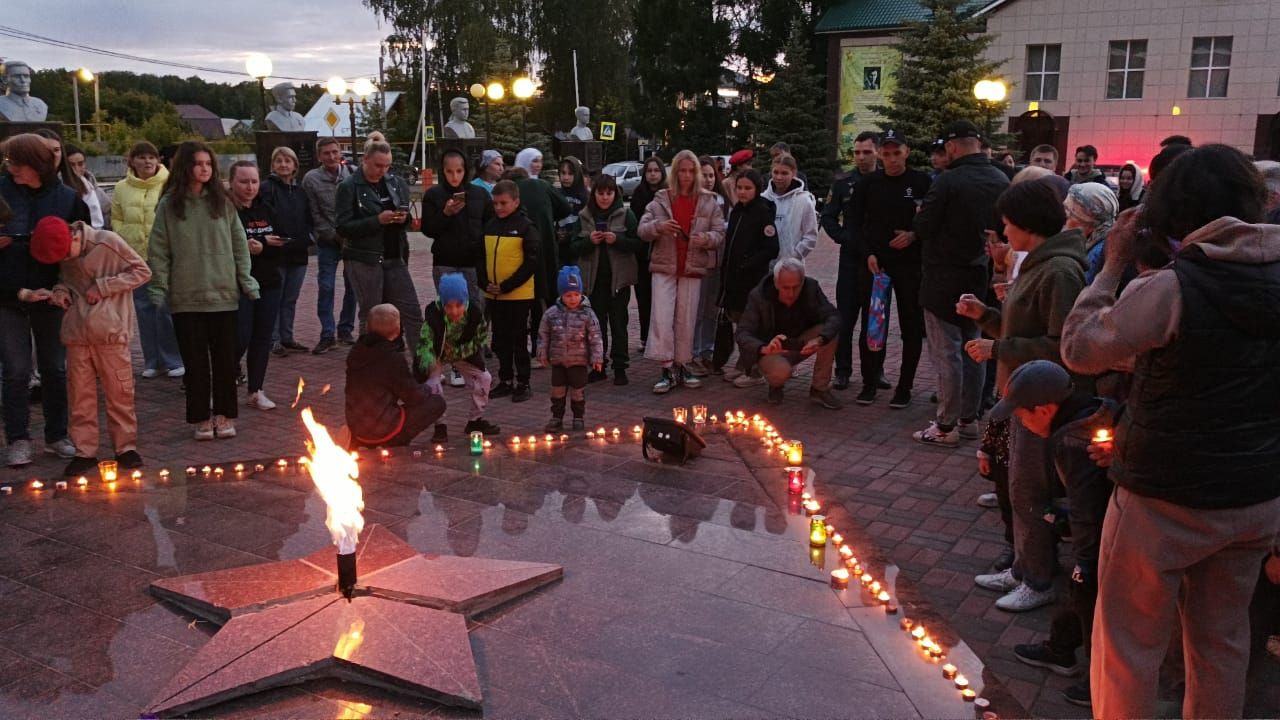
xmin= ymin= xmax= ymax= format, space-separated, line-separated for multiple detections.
xmin=667 ymin=150 xmax=701 ymax=196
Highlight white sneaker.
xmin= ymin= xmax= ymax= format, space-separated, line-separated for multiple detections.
xmin=449 ymin=368 xmax=466 ymax=387
xmin=996 ymin=583 xmax=1057 ymax=612
xmin=141 ymin=369 xmax=160 ymax=379
xmin=193 ymin=420 xmax=215 ymax=441
xmin=975 ymin=567 xmax=1021 ymax=592
xmin=976 ymin=492 xmax=999 ymax=508
xmin=44 ymin=438 xmax=77 ymax=459
xmin=732 ymin=372 xmax=765 ymax=388
xmin=167 ymin=367 xmax=186 ymax=378
xmin=247 ymin=391 xmax=277 ymax=410
xmin=213 ymin=415 xmax=237 ymax=439
xmin=913 ymin=422 xmax=960 ymax=447
xmin=6 ymin=439 xmax=34 ymax=467
xmin=958 ymin=420 xmax=981 ymax=439
xmin=722 ymin=367 xmax=743 ymax=382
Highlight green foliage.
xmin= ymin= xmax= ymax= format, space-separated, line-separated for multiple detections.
xmin=534 ymin=0 xmax=636 ymax=137
xmin=869 ymin=0 xmax=1011 ymax=168
xmin=631 ymin=0 xmax=731 ymax=145
xmin=750 ymin=22 xmax=836 ymax=197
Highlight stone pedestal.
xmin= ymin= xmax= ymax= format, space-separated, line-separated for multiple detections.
xmin=0 ymin=121 xmax=65 ymax=142
xmin=254 ymin=130 xmax=319 ymax=175
xmin=432 ymin=137 xmax=487 ymax=172
xmin=558 ymin=140 xmax=604 ymax=173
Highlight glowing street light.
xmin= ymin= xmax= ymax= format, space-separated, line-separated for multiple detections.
xmin=486 ymin=81 xmax=505 ymax=101
xmin=71 ymin=67 xmax=100 ymax=142
xmin=973 ymin=78 xmax=1008 ymax=139
xmin=512 ymin=77 xmax=535 ymax=100
xmin=245 ymin=53 xmax=273 ymax=122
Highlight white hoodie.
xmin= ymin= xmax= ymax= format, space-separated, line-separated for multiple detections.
xmin=762 ymin=178 xmax=818 ymax=262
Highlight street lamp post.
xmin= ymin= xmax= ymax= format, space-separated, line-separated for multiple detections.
xmin=512 ymin=77 xmax=534 ymax=146
xmin=973 ymin=79 xmax=1008 ymax=140
xmin=246 ymin=53 xmax=273 ymax=125
xmin=470 ymin=83 xmax=488 ymax=139
xmin=328 ymin=77 xmax=376 ymax=164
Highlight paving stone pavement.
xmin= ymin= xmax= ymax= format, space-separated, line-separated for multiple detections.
xmin=2 ymin=228 xmax=1276 ymax=718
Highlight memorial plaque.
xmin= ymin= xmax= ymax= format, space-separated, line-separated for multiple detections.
xmin=254 ymin=130 xmax=320 ymax=175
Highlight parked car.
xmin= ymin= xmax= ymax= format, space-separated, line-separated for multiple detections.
xmin=601 ymin=161 xmax=644 ymax=198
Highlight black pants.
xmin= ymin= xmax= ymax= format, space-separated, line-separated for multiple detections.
xmin=834 ymin=249 xmax=862 ymax=378
xmin=528 ymin=299 xmax=544 ymax=357
xmin=712 ymin=309 xmax=742 ymax=372
xmin=550 ymin=364 xmax=588 ymax=419
xmin=635 ymin=251 xmax=652 ymax=345
xmin=589 ymin=286 xmax=632 ymax=371
xmin=1046 ymin=465 xmax=1113 ymax=655
xmin=858 ymin=262 xmax=924 ymax=390
xmin=491 ymin=299 xmax=533 ymax=384
xmin=354 ymin=389 xmax=447 ymax=448
xmin=172 ymin=310 xmax=239 ymax=424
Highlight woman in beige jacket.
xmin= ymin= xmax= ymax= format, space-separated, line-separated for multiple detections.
xmin=638 ymin=150 xmax=725 ymax=393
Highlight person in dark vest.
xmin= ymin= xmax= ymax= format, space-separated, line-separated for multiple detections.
xmin=1060 ymin=144 xmax=1280 ymax=719
xmin=345 ymin=303 xmax=445 ymax=449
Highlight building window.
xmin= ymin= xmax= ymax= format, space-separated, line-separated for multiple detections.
xmin=1189 ymin=36 xmax=1231 ymax=98
xmin=1107 ymin=40 xmax=1147 ymax=99
xmin=1024 ymin=44 xmax=1060 ymax=101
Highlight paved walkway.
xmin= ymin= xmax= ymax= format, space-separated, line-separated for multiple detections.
xmin=2 ymin=228 xmax=1276 ymax=717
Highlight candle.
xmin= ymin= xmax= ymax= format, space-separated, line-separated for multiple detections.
xmin=975 ymin=698 xmax=992 ymax=712
xmin=97 ymin=460 xmax=118 ymax=483
xmin=735 ymin=411 xmax=745 ymax=421
xmin=131 ymin=469 xmax=143 ymax=480
xmin=77 ymin=476 xmax=89 ymax=487
xmin=413 ymin=450 xmax=422 ymax=458
xmin=710 ymin=414 xmax=719 ymax=424
xmin=930 ymin=644 xmax=945 ymax=659
xmin=0 ymin=486 xmax=11 ymax=495
xmin=848 ymin=562 xmax=862 ymax=575
xmin=809 ymin=515 xmax=828 ymax=546
xmin=942 ymin=664 xmax=957 ymax=679
xmin=632 ymin=425 xmax=642 ymax=436
xmin=803 ymin=500 xmax=820 ymax=515
xmin=234 ymin=463 xmax=246 ymax=474
xmin=672 ymin=407 xmax=688 ymax=424
xmin=611 ymin=428 xmax=621 ymax=438
xmin=512 ymin=435 xmax=522 ymax=446
xmin=545 ymin=433 xmax=555 ymax=443
xmin=800 ymin=491 xmax=811 ymax=501
xmin=869 ymin=580 xmax=881 ymax=594
xmin=254 ymin=464 xmax=265 ymax=472
xmin=787 ymin=441 xmax=804 ymax=465
xmin=831 ymin=532 xmax=844 ymax=546
xmin=435 ymin=444 xmax=445 ymax=454
xmin=470 ymin=431 xmax=485 ymax=455
xmin=692 ymin=405 xmax=708 ymax=424
xmin=202 ymin=465 xmax=212 ymax=476
xmin=586 ymin=431 xmax=595 ymax=439
xmin=213 ymin=467 xmax=224 ymax=478
xmin=159 ymin=469 xmax=171 ymax=480
xmin=527 ymin=435 xmax=537 ymax=445
xmin=885 ymin=601 xmax=899 ymax=614
xmin=877 ymin=590 xmax=891 ymax=603
xmin=483 ymin=440 xmax=493 ymax=448
xmin=961 ymin=689 xmax=976 ymax=702
xmin=30 ymin=480 xmax=44 ymax=490
xmin=954 ymin=675 xmax=969 ymax=690
xmin=785 ymin=466 xmax=805 ymax=493
xmin=911 ymin=626 xmax=926 ymax=640
xmin=596 ymin=426 xmax=606 ymax=436
xmin=1092 ymin=427 xmax=1112 ymax=443
xmin=838 ymin=545 xmax=853 ymax=559
xmin=276 ymin=458 xmax=287 ymax=468
xmin=559 ymin=434 xmax=568 ymax=442
xmin=55 ymin=480 xmax=68 ymax=490
xmin=861 ymin=573 xmax=873 ymax=586
xmin=379 ymin=448 xmax=390 ymax=460
xmin=830 ymin=567 xmax=850 ymax=589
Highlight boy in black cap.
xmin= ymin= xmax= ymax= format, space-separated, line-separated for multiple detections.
xmin=986 ymin=359 xmax=1115 ymax=708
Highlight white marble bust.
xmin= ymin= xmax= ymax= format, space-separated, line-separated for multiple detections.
xmin=568 ymin=106 xmax=593 ymax=141
xmin=442 ymin=97 xmax=477 ymax=139
xmin=0 ymin=61 xmax=49 ymax=122
xmin=264 ymin=82 xmax=306 ymax=132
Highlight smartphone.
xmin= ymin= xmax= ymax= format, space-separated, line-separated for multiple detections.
xmin=452 ymin=192 xmax=466 ymax=202
xmin=595 ymin=219 xmax=608 ymax=232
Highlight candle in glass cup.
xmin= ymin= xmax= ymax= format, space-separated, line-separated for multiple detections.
xmin=809 ymin=515 xmax=828 ymax=546
xmin=97 ymin=460 xmax=118 ymax=483
xmin=470 ymin=431 xmax=485 ymax=455
xmin=786 ymin=467 xmax=805 ymax=494
xmin=673 ymin=407 xmax=688 ymax=424
xmin=787 ymin=441 xmax=804 ymax=465
xmin=830 ymin=567 xmax=850 ymax=588
xmin=692 ymin=405 xmax=708 ymax=424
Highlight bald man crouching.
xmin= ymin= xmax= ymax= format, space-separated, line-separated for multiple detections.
xmin=345 ymin=304 xmax=446 ymax=448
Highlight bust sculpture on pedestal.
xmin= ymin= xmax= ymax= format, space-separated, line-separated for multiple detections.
xmin=264 ymin=82 xmax=306 ymax=132
xmin=568 ymin=106 xmax=593 ymax=141
xmin=0 ymin=61 xmax=49 ymax=122
xmin=442 ymin=97 xmax=477 ymax=139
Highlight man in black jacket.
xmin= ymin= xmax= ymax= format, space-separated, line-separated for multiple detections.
xmin=336 ymin=141 xmax=422 ymax=358
xmin=912 ymin=120 xmax=1009 ymax=446
xmin=735 ymin=258 xmax=842 ymax=409
xmin=824 ymin=130 xmax=880 ymax=390
xmin=344 ymin=303 xmax=445 ymax=448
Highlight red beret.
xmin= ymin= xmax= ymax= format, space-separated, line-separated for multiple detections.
xmin=729 ymin=149 xmax=754 ymax=167
xmin=30 ymin=216 xmax=72 ymax=264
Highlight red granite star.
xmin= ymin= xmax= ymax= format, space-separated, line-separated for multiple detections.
xmin=146 ymin=525 xmax=562 ymax=716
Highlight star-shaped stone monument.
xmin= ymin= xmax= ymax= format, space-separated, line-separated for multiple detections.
xmin=146 ymin=525 xmax=562 ymax=716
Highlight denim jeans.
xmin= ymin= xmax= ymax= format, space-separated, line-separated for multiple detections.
xmin=132 ymin=283 xmax=183 ymax=373
xmin=923 ymin=309 xmax=983 ymax=427
xmin=238 ymin=287 xmax=283 ymax=394
xmin=692 ymin=270 xmax=720 ymax=359
xmin=316 ymin=244 xmax=357 ymax=340
xmin=0 ymin=302 xmax=68 ymax=443
xmin=346 ymin=258 xmax=423 ymax=359
xmin=273 ymin=264 xmax=307 ymax=345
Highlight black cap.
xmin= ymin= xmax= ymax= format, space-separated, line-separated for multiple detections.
xmin=942 ymin=119 xmax=982 ymax=142
xmin=879 ymin=128 xmax=908 ymax=147
xmin=930 ymin=138 xmax=946 ymax=152
xmin=988 ymin=360 xmax=1073 ymax=421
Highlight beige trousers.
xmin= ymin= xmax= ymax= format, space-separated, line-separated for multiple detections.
xmin=67 ymin=344 xmax=137 ymax=457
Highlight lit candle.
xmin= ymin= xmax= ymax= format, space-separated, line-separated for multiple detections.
xmin=787 ymin=441 xmax=804 ymax=465
xmin=1092 ymin=427 xmax=1113 ymax=443
xmin=692 ymin=405 xmax=708 ymax=424
xmin=527 ymin=435 xmax=537 ymax=445
xmin=851 ymin=562 xmax=862 ymax=575
xmin=545 ymin=433 xmax=555 ymax=444
xmin=202 ymin=465 xmax=212 ymax=476
xmin=735 ymin=411 xmax=745 ymax=421
xmin=809 ymin=515 xmax=828 ymax=546
xmin=930 ymin=644 xmax=945 ymax=658
xmin=861 ymin=573 xmax=873 ymax=586
xmin=961 ymin=689 xmax=976 ymax=702
xmin=911 ymin=626 xmax=926 ymax=641
xmin=380 ymin=448 xmax=390 ymax=460
xmin=435 ymin=444 xmax=445 ymax=454
xmin=800 ymin=491 xmax=811 ymax=502
xmin=831 ymin=532 xmax=843 ymax=546
xmin=838 ymin=545 xmax=853 ymax=559
xmin=954 ymin=675 xmax=969 ymax=691
xmin=159 ymin=469 xmax=171 ymax=480
xmin=869 ymin=580 xmax=882 ymax=594
xmin=786 ymin=466 xmax=804 ymax=493
xmin=901 ymin=618 xmax=915 ymax=632
xmin=254 ymin=464 xmax=265 ymax=472
xmin=803 ymin=500 xmax=820 ymax=515
xmin=213 ymin=467 xmax=224 ymax=478
xmin=55 ymin=480 xmax=68 ymax=490
xmin=710 ymin=414 xmax=719 ymax=424
xmin=830 ymin=567 xmax=850 ymax=589
xmin=672 ymin=407 xmax=688 ymax=424
xmin=30 ymin=480 xmax=44 ymax=490
xmin=98 ymin=460 xmax=119 ymax=483
xmin=596 ymin=426 xmax=606 ymax=436
xmin=234 ymin=462 xmax=245 ymax=473
xmin=511 ymin=435 xmax=521 ymax=446
xmin=586 ymin=431 xmax=595 ymax=439
xmin=942 ymin=664 xmax=958 ymax=680
xmin=877 ymin=590 xmax=891 ymax=603
xmin=611 ymin=427 xmax=621 ymax=438
xmin=131 ymin=469 xmax=143 ymax=480
xmin=77 ymin=476 xmax=89 ymax=487
xmin=470 ymin=431 xmax=485 ymax=455
xmin=276 ymin=458 xmax=287 ymax=469
xmin=413 ymin=450 xmax=422 ymax=458
xmin=632 ymin=425 xmax=642 ymax=436
xmin=483 ymin=440 xmax=493 ymax=448
xmin=559 ymin=434 xmax=568 ymax=442
xmin=0 ymin=486 xmax=11 ymax=495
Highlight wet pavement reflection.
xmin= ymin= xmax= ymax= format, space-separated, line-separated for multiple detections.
xmin=0 ymin=423 xmax=1003 ymax=718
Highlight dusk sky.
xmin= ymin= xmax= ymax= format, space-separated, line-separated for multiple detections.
xmin=2 ymin=0 xmax=389 ymax=86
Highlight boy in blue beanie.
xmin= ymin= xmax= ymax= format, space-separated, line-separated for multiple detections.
xmin=416 ymin=272 xmax=500 ymax=442
xmin=536 ymin=266 xmax=603 ymax=430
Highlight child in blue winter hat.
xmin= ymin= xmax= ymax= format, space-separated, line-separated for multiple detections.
xmin=536 ymin=266 xmax=603 ymax=431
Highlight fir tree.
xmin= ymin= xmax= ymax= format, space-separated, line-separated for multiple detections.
xmin=870 ymin=0 xmax=1011 ymax=168
xmin=750 ymin=22 xmax=836 ymax=197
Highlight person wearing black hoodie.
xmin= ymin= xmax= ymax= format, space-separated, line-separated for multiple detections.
xmin=569 ymin=174 xmax=640 ymax=385
xmin=556 ymin=156 xmax=588 ymax=265
xmin=421 ymin=149 xmax=493 ymax=308
xmin=714 ymin=169 xmax=778 ymax=376
xmin=260 ymin=147 xmax=312 ymax=356
xmin=629 ymin=156 xmax=666 ymax=351
xmin=345 ymin=303 xmax=445 ymax=448
xmin=229 ymin=161 xmax=284 ymax=412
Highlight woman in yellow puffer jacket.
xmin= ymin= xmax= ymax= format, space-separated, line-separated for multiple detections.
xmin=111 ymin=141 xmax=183 ymax=378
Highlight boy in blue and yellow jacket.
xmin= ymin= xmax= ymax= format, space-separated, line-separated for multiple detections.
xmin=479 ymin=180 xmax=538 ymax=403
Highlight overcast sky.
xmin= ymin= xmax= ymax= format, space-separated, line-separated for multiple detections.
xmin=3 ymin=0 xmax=388 ymax=85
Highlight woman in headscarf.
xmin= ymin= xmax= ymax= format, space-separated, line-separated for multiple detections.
xmin=1116 ymin=162 xmax=1145 ymax=212
xmin=1064 ymin=183 xmax=1119 ymax=284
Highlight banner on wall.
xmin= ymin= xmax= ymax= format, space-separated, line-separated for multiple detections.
xmin=838 ymin=45 xmax=900 ymax=160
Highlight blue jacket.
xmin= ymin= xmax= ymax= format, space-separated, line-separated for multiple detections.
xmin=0 ymin=174 xmax=89 ymax=303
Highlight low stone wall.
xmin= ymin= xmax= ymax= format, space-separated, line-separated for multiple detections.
xmin=88 ymin=154 xmax=256 ymax=182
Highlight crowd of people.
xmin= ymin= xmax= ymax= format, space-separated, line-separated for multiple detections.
xmin=2 ymin=116 xmax=1279 ymax=718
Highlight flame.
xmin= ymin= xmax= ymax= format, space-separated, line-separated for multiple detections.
xmin=301 ymin=408 xmax=364 ymax=554
xmin=292 ymin=377 xmax=306 ymax=409
xmin=333 ymin=618 xmax=366 ymax=661
xmin=321 ymin=383 xmax=332 ymax=395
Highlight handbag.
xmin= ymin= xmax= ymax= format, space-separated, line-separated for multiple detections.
xmin=866 ymin=271 xmax=892 ymax=352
